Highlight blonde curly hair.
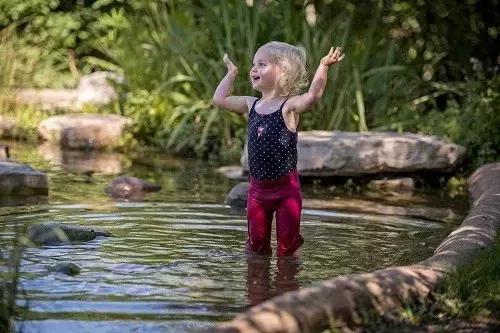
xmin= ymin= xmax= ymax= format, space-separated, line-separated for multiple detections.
xmin=259 ymin=41 xmax=309 ymax=97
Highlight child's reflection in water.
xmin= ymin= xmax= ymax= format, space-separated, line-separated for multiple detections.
xmin=246 ymin=254 xmax=301 ymax=306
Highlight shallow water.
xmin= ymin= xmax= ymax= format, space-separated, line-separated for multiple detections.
xmin=0 ymin=141 xmax=466 ymax=332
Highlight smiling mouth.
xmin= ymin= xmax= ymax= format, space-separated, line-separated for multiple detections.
xmin=251 ymin=76 xmax=261 ymax=82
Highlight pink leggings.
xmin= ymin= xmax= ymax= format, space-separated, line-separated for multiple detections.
xmin=246 ymin=170 xmax=304 ymax=256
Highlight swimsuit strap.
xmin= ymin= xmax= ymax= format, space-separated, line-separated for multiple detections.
xmin=278 ymin=99 xmax=288 ymax=112
xmin=250 ymin=98 xmax=260 ymax=112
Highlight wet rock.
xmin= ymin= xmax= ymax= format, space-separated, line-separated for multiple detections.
xmin=38 ymin=114 xmax=130 ymax=150
xmin=241 ymin=131 xmax=466 ymax=177
xmin=29 ymin=223 xmax=112 ymax=245
xmin=224 ymin=182 xmax=248 ymax=210
xmin=0 ymin=161 xmax=48 ymax=195
xmin=367 ymin=177 xmax=415 ymax=193
xmin=0 ymin=144 xmax=9 ymax=160
xmin=50 ymin=263 xmax=81 ymax=276
xmin=105 ymin=176 xmax=162 ymax=199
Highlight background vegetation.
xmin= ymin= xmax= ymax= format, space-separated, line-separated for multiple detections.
xmin=0 ymin=0 xmax=499 ymax=164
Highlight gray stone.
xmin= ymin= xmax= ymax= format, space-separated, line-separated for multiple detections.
xmin=38 ymin=114 xmax=130 ymax=150
xmin=0 ymin=161 xmax=48 ymax=195
xmin=105 ymin=176 xmax=162 ymax=199
xmin=29 ymin=223 xmax=112 ymax=245
xmin=50 ymin=263 xmax=81 ymax=276
xmin=224 ymin=182 xmax=248 ymax=210
xmin=241 ymin=131 xmax=466 ymax=176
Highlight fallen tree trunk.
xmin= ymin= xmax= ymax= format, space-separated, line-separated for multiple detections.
xmin=214 ymin=163 xmax=500 ymax=333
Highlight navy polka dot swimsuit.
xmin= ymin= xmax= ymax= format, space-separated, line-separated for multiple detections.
xmin=248 ymin=98 xmax=298 ymax=180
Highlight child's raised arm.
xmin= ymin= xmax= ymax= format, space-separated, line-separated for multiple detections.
xmin=212 ymin=54 xmax=251 ymax=114
xmin=286 ymin=46 xmax=345 ymax=114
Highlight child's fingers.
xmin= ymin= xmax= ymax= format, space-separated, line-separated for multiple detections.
xmin=337 ymin=54 xmax=345 ymax=62
xmin=332 ymin=46 xmax=342 ymax=59
xmin=223 ymin=53 xmax=229 ymax=63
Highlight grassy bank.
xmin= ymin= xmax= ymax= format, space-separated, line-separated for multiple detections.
xmin=347 ymin=236 xmax=500 ymax=333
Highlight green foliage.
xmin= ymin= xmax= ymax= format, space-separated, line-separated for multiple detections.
xmin=0 ymin=220 xmax=27 ymax=333
xmin=385 ymin=66 xmax=500 ymax=169
xmin=2 ymin=0 xmax=499 ymax=163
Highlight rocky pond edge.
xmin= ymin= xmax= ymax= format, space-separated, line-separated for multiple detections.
xmin=213 ymin=162 xmax=500 ymax=333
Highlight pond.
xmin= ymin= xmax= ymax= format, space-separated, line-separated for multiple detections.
xmin=0 ymin=141 xmax=467 ymax=333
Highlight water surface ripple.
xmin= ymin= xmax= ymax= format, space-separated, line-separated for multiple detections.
xmin=3 ymin=202 xmax=453 ymax=333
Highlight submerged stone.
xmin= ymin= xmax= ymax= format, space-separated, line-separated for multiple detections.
xmin=51 ymin=263 xmax=81 ymax=276
xmin=29 ymin=223 xmax=112 ymax=245
xmin=105 ymin=176 xmax=162 ymax=199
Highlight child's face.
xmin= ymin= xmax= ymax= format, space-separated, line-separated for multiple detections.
xmin=250 ymin=48 xmax=280 ymax=92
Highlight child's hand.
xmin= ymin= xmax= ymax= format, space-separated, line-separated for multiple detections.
xmin=320 ymin=46 xmax=345 ymax=66
xmin=223 ymin=53 xmax=238 ymax=76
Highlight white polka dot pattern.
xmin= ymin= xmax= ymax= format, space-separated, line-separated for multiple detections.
xmin=248 ymin=99 xmax=298 ymax=180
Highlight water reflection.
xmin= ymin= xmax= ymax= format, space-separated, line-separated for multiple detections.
xmin=246 ymin=254 xmax=300 ymax=306
xmin=38 ymin=142 xmax=128 ymax=174
xmin=0 ymin=195 xmax=48 ymax=207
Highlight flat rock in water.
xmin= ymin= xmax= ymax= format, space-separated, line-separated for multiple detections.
xmin=38 ymin=114 xmax=130 ymax=150
xmin=241 ymin=131 xmax=466 ymax=176
xmin=0 ymin=161 xmax=48 ymax=195
xmin=29 ymin=223 xmax=112 ymax=245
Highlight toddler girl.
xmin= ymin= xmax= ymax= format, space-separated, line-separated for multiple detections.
xmin=213 ymin=41 xmax=344 ymax=256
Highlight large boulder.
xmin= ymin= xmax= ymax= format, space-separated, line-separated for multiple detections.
xmin=241 ymin=131 xmax=466 ymax=177
xmin=28 ymin=223 xmax=112 ymax=245
xmin=38 ymin=114 xmax=130 ymax=150
xmin=0 ymin=161 xmax=48 ymax=195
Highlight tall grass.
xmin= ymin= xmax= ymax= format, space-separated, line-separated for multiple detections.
xmin=0 ymin=217 xmax=26 ymax=333
xmin=86 ymin=0 xmax=409 ymax=158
